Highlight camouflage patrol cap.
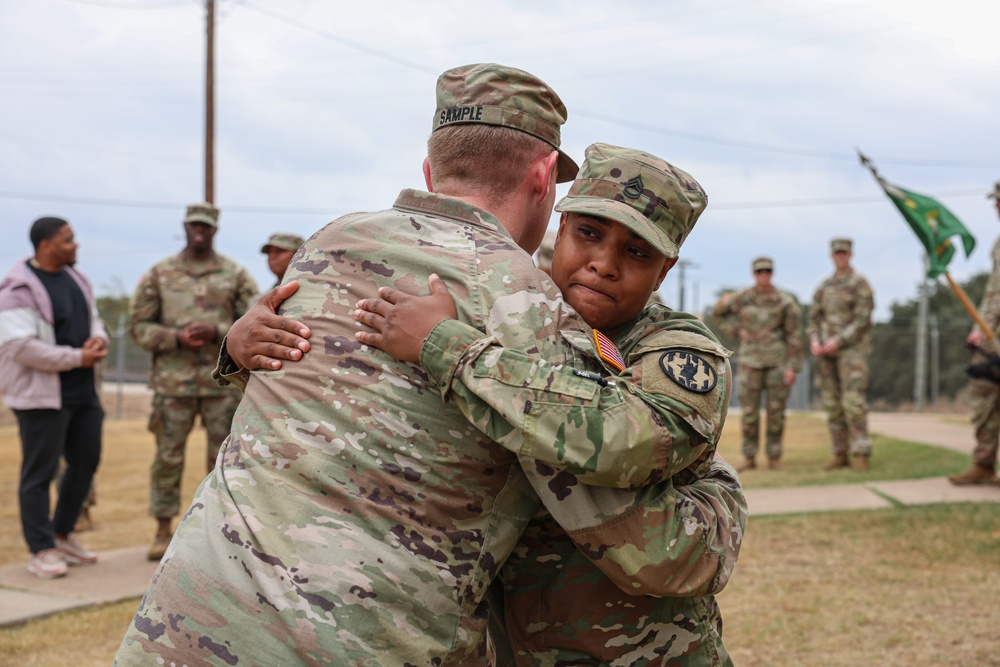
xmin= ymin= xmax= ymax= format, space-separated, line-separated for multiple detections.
xmin=433 ymin=63 xmax=578 ymax=183
xmin=554 ymin=143 xmax=707 ymax=259
xmin=535 ymin=228 xmax=559 ymax=273
xmin=752 ymin=256 xmax=773 ymax=272
xmin=260 ymin=232 xmax=305 ymax=253
xmin=987 ymin=180 xmax=1000 ymax=200
xmin=184 ymin=202 xmax=219 ymax=228
xmin=831 ymin=237 xmax=852 ymax=253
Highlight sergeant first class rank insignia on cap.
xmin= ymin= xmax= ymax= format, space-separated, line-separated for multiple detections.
xmin=659 ymin=349 xmax=717 ymax=393
xmin=593 ymin=330 xmax=625 ymax=372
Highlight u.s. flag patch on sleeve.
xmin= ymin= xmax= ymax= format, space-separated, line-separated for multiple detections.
xmin=593 ymin=329 xmax=625 ymax=373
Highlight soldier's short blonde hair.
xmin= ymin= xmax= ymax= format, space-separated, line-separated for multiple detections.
xmin=427 ymin=124 xmax=553 ymax=204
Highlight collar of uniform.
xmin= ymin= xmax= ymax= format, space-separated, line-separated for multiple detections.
xmin=393 ymin=189 xmax=510 ymax=239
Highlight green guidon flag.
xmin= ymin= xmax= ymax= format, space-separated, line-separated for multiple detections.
xmin=880 ymin=181 xmax=975 ymax=278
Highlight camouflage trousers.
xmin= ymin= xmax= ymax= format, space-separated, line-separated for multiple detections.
xmin=967 ymin=375 xmax=1000 ymax=470
xmin=814 ymin=352 xmax=871 ymax=456
xmin=737 ymin=366 xmax=791 ymax=460
xmin=147 ymin=393 xmax=240 ymax=518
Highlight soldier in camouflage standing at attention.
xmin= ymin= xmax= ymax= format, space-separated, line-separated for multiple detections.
xmin=127 ymin=202 xmax=257 ymax=560
xmin=713 ymin=256 xmax=803 ymax=471
xmin=807 ymin=238 xmax=875 ymax=471
xmin=950 ymin=180 xmax=1000 ymax=485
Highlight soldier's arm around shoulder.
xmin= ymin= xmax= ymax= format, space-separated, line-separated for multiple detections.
xmin=417 ymin=318 xmax=730 ymax=487
xmin=127 ymin=267 xmax=177 ymax=353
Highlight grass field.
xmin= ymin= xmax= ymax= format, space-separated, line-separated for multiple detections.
xmin=1 ymin=397 xmax=998 ymax=666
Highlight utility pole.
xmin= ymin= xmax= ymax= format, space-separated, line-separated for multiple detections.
xmin=913 ymin=255 xmax=929 ymax=411
xmin=204 ymin=0 xmax=215 ymax=203
xmin=675 ymin=259 xmax=698 ymax=311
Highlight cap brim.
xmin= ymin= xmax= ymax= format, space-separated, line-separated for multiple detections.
xmin=555 ymin=150 xmax=579 ymax=184
xmin=185 ymin=214 xmax=217 ymax=227
xmin=556 ymin=196 xmax=677 ymax=258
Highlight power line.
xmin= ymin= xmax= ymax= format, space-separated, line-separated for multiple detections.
xmin=1 ymin=186 xmax=988 ymax=215
xmin=233 ymin=0 xmax=438 ymax=75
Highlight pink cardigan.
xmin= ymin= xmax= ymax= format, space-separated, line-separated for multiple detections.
xmin=0 ymin=259 xmax=108 ymax=410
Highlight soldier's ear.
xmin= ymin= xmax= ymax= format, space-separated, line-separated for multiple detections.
xmin=656 ymin=257 xmax=677 ymax=289
xmin=422 ymin=157 xmax=433 ymax=191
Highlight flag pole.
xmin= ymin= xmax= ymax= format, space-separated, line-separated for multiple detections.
xmin=943 ymin=272 xmax=998 ymax=349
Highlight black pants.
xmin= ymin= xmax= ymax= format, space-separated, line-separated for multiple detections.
xmin=15 ymin=399 xmax=103 ymax=554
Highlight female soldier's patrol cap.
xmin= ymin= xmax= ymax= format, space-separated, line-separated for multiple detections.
xmin=260 ymin=233 xmax=305 ymax=253
xmin=554 ymin=143 xmax=707 ymax=259
xmin=433 ymin=63 xmax=578 ymax=183
xmin=184 ymin=202 xmax=219 ymax=228
xmin=752 ymin=256 xmax=773 ymax=272
xmin=831 ymin=237 xmax=853 ymax=253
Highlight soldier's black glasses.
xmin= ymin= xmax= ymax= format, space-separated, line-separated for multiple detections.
xmin=754 ymin=268 xmax=772 ymax=274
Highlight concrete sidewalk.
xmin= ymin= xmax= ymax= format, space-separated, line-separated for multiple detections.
xmin=2 ymin=411 xmax=999 ymax=629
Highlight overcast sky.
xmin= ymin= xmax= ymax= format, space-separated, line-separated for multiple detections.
xmin=1 ymin=0 xmax=998 ymax=322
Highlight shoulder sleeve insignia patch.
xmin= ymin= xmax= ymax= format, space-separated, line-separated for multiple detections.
xmin=658 ymin=349 xmax=718 ymax=393
xmin=593 ymin=329 xmax=625 ymax=372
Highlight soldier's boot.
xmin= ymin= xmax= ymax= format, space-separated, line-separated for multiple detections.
xmin=74 ymin=507 xmax=93 ymax=533
xmin=824 ymin=454 xmax=850 ymax=471
xmin=736 ymin=457 xmax=756 ymax=472
xmin=851 ymin=455 xmax=870 ymax=472
xmin=947 ymin=464 xmax=998 ymax=486
xmin=147 ymin=518 xmax=173 ymax=561
xmin=768 ymin=457 xmax=781 ymax=470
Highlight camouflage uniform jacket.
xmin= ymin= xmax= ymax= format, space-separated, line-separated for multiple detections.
xmin=713 ymin=286 xmax=804 ymax=370
xmin=975 ymin=236 xmax=1000 ymax=341
xmin=117 ymin=191 xmax=711 ymax=667
xmin=128 ymin=250 xmax=257 ymax=396
xmin=420 ymin=305 xmax=744 ymax=666
xmin=806 ymin=268 xmax=874 ymax=353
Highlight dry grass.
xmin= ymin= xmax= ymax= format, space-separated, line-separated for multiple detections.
xmin=0 ymin=388 xmax=216 ymax=567
xmin=723 ymin=505 xmax=1000 ymax=666
xmin=2 ymin=397 xmax=999 ymax=665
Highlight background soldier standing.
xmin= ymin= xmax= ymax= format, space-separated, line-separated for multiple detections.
xmin=951 ymin=180 xmax=1000 ymax=485
xmin=714 ymin=256 xmax=803 ymax=470
xmin=807 ymin=238 xmax=875 ymax=471
xmin=128 ymin=202 xmax=258 ymax=560
xmin=260 ymin=232 xmax=304 ymax=287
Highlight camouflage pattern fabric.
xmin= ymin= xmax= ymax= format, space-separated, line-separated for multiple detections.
xmin=806 ymin=268 xmax=874 ymax=354
xmin=712 ymin=286 xmax=803 ymax=371
xmin=491 ymin=460 xmax=744 ymax=667
xmin=420 ymin=304 xmax=742 ymax=665
xmin=146 ymin=393 xmax=240 ymax=518
xmin=116 ymin=191 xmax=722 ymax=666
xmin=713 ymin=285 xmax=803 ymax=458
xmin=966 ymin=236 xmax=1000 ymax=469
xmin=807 ymin=268 xmax=874 ymax=455
xmin=736 ymin=366 xmax=791 ymax=459
xmin=813 ymin=350 xmax=871 ymax=456
xmin=128 ymin=251 xmax=258 ymax=397
xmin=419 ymin=306 xmax=732 ymax=487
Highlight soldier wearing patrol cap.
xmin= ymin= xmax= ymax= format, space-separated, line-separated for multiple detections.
xmin=346 ymin=142 xmax=742 ymax=664
xmin=117 ymin=66 xmax=741 ymax=666
xmin=260 ymin=232 xmax=305 ymax=286
xmin=126 ymin=202 xmax=257 ymax=561
xmin=714 ymin=255 xmax=804 ymax=471
xmin=951 ymin=180 xmax=1000 ymax=485
xmin=807 ymin=237 xmax=875 ymax=471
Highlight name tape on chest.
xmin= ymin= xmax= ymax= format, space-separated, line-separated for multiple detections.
xmin=658 ymin=349 xmax=718 ymax=394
